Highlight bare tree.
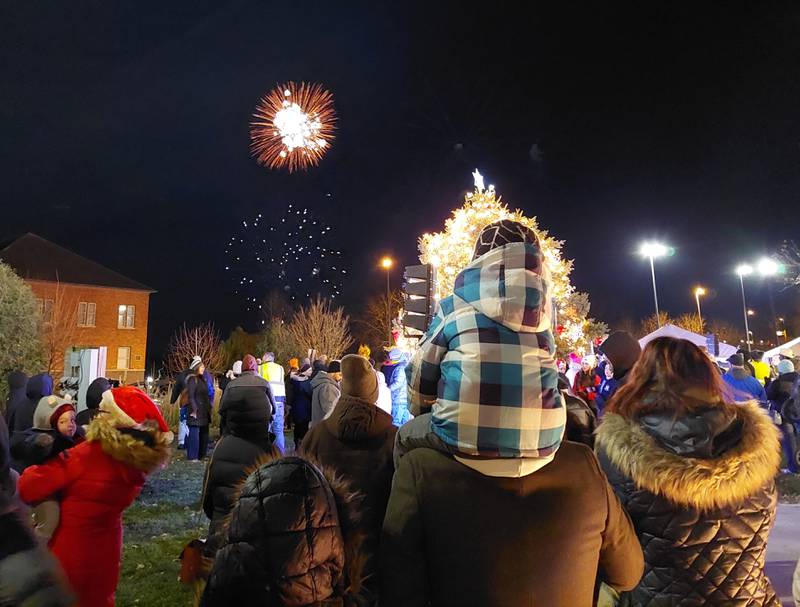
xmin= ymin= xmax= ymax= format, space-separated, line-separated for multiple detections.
xmin=640 ymin=312 xmax=672 ymax=336
xmin=287 ymin=296 xmax=353 ymax=361
xmin=166 ymin=323 xmax=224 ymax=374
xmin=674 ymin=313 xmax=705 ymax=334
xmin=261 ymin=289 xmax=293 ymax=324
xmin=41 ymin=282 xmax=80 ymax=378
xmin=355 ymin=290 xmax=404 ymax=347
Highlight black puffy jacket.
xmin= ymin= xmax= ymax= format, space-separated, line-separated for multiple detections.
xmin=218 ymin=371 xmax=273 ymax=437
xmin=201 ymin=457 xmax=364 ymax=607
xmin=596 ymin=401 xmax=781 ymax=606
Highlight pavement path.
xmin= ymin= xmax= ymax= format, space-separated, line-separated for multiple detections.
xmin=767 ymin=503 xmax=799 ymax=606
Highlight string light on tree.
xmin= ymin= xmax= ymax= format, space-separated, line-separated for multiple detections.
xmin=418 ymin=170 xmax=606 ymax=356
xmin=250 ymin=82 xmax=337 ymax=172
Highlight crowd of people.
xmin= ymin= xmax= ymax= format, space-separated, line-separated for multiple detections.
xmin=1 ymin=218 xmax=800 ymax=606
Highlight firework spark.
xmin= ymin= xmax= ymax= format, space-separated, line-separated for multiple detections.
xmin=250 ymin=82 xmax=337 ymax=172
xmin=225 ymin=203 xmax=347 ymax=312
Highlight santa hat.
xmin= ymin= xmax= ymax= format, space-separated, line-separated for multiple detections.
xmin=100 ymin=386 xmax=170 ymax=433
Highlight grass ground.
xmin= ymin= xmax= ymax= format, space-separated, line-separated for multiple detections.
xmin=116 ymin=450 xmax=206 ymax=607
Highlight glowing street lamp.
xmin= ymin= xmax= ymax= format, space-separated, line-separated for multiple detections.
xmin=736 ymin=264 xmax=754 ymax=352
xmin=694 ymin=287 xmax=706 ymax=326
xmin=380 ymin=256 xmax=394 ymax=299
xmin=639 ymin=242 xmax=669 ymax=326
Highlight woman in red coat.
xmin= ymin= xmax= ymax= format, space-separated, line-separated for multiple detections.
xmin=18 ymin=386 xmax=172 ymax=607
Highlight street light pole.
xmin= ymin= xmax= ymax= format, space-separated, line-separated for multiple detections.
xmin=737 ymin=268 xmax=752 ymax=353
xmin=639 ymin=242 xmax=668 ymax=327
xmin=649 ymin=255 xmax=660 ymax=323
xmin=694 ymin=287 xmax=706 ymax=328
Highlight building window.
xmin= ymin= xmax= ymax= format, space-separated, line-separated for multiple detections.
xmin=118 ymin=304 xmax=135 ymax=329
xmin=117 ymin=347 xmax=131 ymax=370
xmin=77 ymin=302 xmax=96 ymax=327
xmin=38 ymin=298 xmax=54 ymax=324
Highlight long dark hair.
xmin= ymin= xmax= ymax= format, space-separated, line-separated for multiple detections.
xmin=606 ymin=337 xmax=733 ymax=419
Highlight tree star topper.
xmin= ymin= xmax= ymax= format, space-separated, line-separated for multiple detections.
xmin=250 ymin=82 xmax=337 ymax=172
xmin=472 ymin=168 xmax=485 ymax=193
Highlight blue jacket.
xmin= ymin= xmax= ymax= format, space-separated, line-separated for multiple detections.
xmin=722 ymin=368 xmax=767 ymax=403
xmin=595 ymin=377 xmax=619 ymax=412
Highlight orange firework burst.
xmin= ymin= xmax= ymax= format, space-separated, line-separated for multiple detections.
xmin=250 ymin=82 xmax=337 ymax=172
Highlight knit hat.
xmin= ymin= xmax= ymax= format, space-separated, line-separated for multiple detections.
xmin=49 ymin=402 xmax=76 ymax=430
xmin=33 ymin=395 xmax=75 ymax=430
xmin=598 ymin=331 xmax=642 ymax=379
xmin=729 ymin=353 xmax=744 ymax=367
xmin=232 ymin=360 xmax=243 ymax=375
xmin=242 ymin=355 xmax=258 ymax=372
xmin=100 ymin=386 xmax=170 ymax=432
xmin=189 ymin=356 xmax=203 ymax=371
xmin=472 ymin=220 xmax=538 ymax=261
xmin=358 ymin=344 xmax=371 ymax=359
xmin=340 ymin=355 xmax=379 ymax=403
xmin=778 ymin=359 xmax=795 ymax=375
xmin=288 ymin=358 xmax=300 ymax=370
xmin=86 ymin=377 xmax=111 ymax=410
xmin=328 ymin=360 xmax=341 ymax=374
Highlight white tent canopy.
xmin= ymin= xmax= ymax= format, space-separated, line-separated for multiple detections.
xmin=638 ymin=324 xmax=738 ymax=360
xmin=763 ymin=336 xmax=800 ymax=361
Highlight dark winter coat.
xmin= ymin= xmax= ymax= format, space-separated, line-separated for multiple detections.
xmin=3 ymin=371 xmax=28 ymax=425
xmin=18 ymin=390 xmax=171 ymax=607
xmin=10 ymin=428 xmax=79 ymax=474
xmin=766 ymin=371 xmax=800 ymax=419
xmin=380 ymin=443 xmax=644 ymax=607
xmin=218 ymin=371 xmax=273 ymax=437
xmin=9 ymin=374 xmax=53 ymax=433
xmin=1 ymin=415 xmax=74 ymax=607
xmin=186 ymin=373 xmax=212 ymax=427
xmin=171 ymin=369 xmax=189 ymax=404
xmin=563 ymin=391 xmax=597 ymax=448
xmin=203 ymin=371 xmax=274 ymax=558
xmin=289 ymin=370 xmax=314 ymax=424
xmin=201 ymin=457 xmax=366 ymax=607
xmin=301 ymin=395 xmax=397 ymax=592
xmin=596 ymin=401 xmax=781 ymax=606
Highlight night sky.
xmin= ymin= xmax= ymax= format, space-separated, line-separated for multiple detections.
xmin=3 ymin=2 xmax=800 ymax=363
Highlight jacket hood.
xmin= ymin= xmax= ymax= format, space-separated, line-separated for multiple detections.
xmin=7 ymin=371 xmax=28 ymax=391
xmin=311 ymin=372 xmax=338 ymax=389
xmin=453 ymin=242 xmax=551 ymax=333
xmin=595 ymin=402 xmax=781 ymax=510
xmin=328 ymin=394 xmax=393 ymax=442
xmin=26 ymin=374 xmax=53 ymax=401
xmin=638 ymin=406 xmax=743 ymax=459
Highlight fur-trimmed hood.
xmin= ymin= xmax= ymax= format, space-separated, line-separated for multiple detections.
xmin=84 ymin=390 xmax=171 ymax=473
xmin=197 ymin=454 xmax=368 ymax=606
xmin=596 ymin=401 xmax=781 ymax=511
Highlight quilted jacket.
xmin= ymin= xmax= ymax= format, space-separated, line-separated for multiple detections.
xmin=201 ymin=457 xmax=366 ymax=607
xmin=596 ymin=400 xmax=781 ymax=606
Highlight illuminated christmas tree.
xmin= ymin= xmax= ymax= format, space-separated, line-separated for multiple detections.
xmin=418 ymin=171 xmax=606 ymax=356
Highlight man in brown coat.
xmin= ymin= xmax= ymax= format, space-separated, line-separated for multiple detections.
xmin=301 ymin=353 xmax=397 ymax=601
xmin=381 ymin=441 xmax=643 ymax=606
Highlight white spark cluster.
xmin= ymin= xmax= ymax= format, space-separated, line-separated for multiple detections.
xmin=274 ymin=91 xmax=327 ymax=158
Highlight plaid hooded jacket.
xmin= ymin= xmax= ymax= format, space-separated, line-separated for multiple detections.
xmin=406 ymin=241 xmax=566 ymax=458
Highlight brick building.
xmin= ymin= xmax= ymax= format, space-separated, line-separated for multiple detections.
xmin=1 ymin=233 xmax=155 ymax=383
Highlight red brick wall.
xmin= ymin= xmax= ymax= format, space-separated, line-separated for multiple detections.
xmin=26 ymin=280 xmax=151 ymax=383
